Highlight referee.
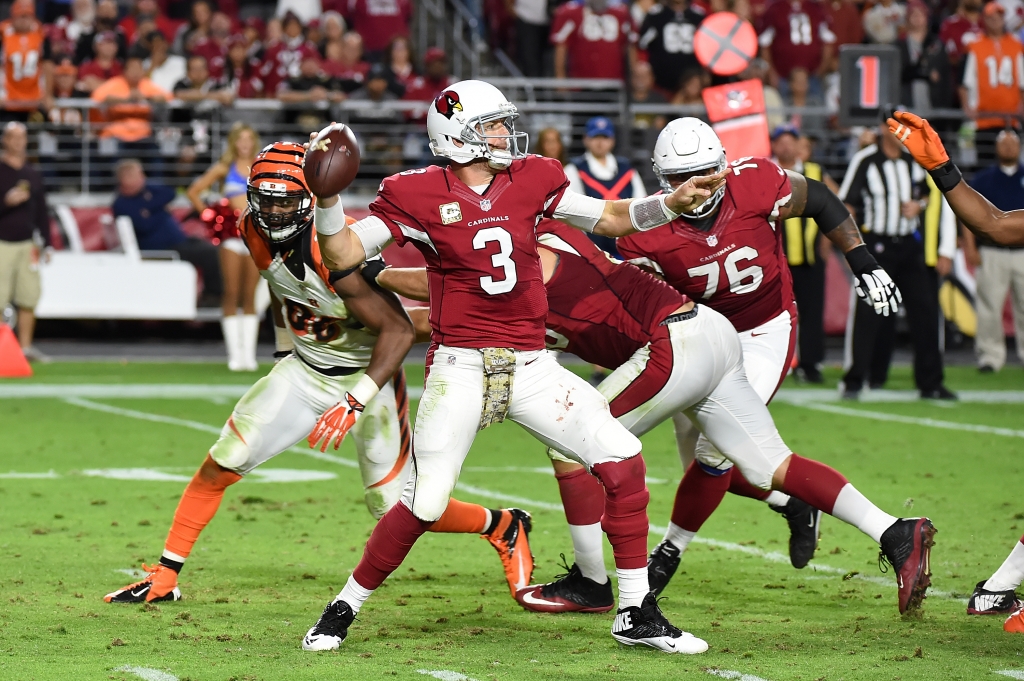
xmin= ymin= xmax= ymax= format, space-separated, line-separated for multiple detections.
xmin=838 ymin=124 xmax=957 ymax=400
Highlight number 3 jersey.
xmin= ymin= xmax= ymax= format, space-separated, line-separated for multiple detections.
xmin=368 ymin=155 xmax=571 ymax=350
xmin=239 ymin=211 xmax=377 ymax=370
xmin=617 ymin=157 xmax=795 ymax=333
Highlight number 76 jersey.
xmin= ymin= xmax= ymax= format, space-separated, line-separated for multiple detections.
xmin=617 ymin=157 xmax=795 ymax=333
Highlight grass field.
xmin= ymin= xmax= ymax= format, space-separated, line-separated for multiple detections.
xmin=2 ymin=361 xmax=1024 ymax=681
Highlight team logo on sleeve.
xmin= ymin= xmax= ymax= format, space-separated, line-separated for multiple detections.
xmin=435 ymin=90 xmax=464 ymax=119
xmin=439 ymin=201 xmax=463 ymax=225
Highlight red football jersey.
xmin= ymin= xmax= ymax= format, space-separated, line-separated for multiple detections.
xmin=538 ymin=220 xmax=686 ymax=369
xmin=259 ymin=38 xmax=320 ymax=94
xmin=617 ymin=157 xmax=794 ymax=333
xmin=369 ymin=156 xmax=570 ymax=350
xmin=939 ymin=13 xmax=982 ymax=64
xmin=343 ymin=0 xmax=413 ymax=53
xmin=758 ymin=0 xmax=835 ymax=79
xmin=550 ymin=1 xmax=635 ymax=80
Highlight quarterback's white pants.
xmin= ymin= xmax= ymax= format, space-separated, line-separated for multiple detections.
xmin=550 ymin=306 xmax=791 ymax=491
xmin=403 ymin=345 xmax=641 ymax=522
xmin=208 ymin=354 xmax=411 ymax=518
xmin=672 ymin=307 xmax=795 ymax=474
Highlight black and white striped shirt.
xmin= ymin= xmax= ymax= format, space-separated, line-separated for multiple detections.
xmin=837 ymin=144 xmax=928 ymax=237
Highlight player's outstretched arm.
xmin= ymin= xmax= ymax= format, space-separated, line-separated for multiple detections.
xmin=364 ymin=261 xmax=430 ymax=302
xmin=889 ymin=111 xmax=1024 ymax=247
xmin=313 ymin=195 xmax=375 ymax=271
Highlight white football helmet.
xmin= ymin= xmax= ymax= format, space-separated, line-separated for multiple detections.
xmin=426 ymin=79 xmax=528 ymax=169
xmin=652 ymin=118 xmax=727 ymax=219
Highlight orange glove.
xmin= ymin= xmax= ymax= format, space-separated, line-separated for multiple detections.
xmin=308 ymin=392 xmax=365 ymax=452
xmin=887 ymin=111 xmax=949 ymax=171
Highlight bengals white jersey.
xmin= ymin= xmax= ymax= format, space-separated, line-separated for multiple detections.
xmin=240 ymin=211 xmax=376 ymax=370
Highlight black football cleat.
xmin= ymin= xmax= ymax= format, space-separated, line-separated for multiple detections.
xmin=302 ymin=599 xmax=355 ymax=651
xmin=515 ymin=558 xmax=614 ymax=613
xmin=647 ymin=540 xmax=681 ymax=596
xmin=967 ymin=581 xmax=1022 ymax=615
xmin=878 ymin=517 xmax=937 ymax=615
xmin=772 ymin=497 xmax=822 ymax=569
xmin=611 ymin=592 xmax=708 ymax=654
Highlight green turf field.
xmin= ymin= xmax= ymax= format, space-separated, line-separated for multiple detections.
xmin=2 ymin=362 xmax=1024 ymax=681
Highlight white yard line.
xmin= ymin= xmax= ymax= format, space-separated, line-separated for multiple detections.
xmin=995 ymin=671 xmax=1024 ymax=680
xmin=0 ymin=470 xmax=58 ymax=479
xmin=112 ymin=665 xmax=178 ymax=681
xmin=417 ymin=671 xmax=481 ymax=681
xmin=706 ymin=670 xmax=772 ymax=681
xmin=785 ymin=401 xmax=1024 ymax=439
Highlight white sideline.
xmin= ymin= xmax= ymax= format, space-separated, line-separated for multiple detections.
xmin=64 ymin=397 xmax=965 ymax=603
xmin=112 ymin=666 xmax=178 ymax=681
xmin=417 ymin=671 xmax=480 ymax=681
xmin=996 ymin=671 xmax=1024 ymax=680
xmin=786 ymin=401 xmax=1024 ymax=439
xmin=706 ymin=670 xmax=772 ymax=681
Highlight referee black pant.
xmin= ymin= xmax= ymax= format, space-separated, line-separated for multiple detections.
xmin=791 ymin=259 xmax=826 ymax=372
xmin=843 ymin=233 xmax=944 ymax=393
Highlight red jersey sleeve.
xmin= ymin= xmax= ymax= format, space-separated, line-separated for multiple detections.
xmin=533 ymin=155 xmax=571 ymax=219
xmin=730 ymin=156 xmax=792 ymax=220
xmin=368 ymin=172 xmax=429 ymax=247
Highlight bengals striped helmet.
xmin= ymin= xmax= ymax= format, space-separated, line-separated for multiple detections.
xmin=247 ymin=141 xmax=314 ymax=244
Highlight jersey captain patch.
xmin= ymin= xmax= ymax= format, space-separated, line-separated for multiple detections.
xmin=440 ymin=201 xmax=462 ymax=225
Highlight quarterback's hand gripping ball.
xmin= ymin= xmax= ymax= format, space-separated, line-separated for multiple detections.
xmin=887 ymin=111 xmax=949 ymax=171
xmin=308 ymin=392 xmax=365 ymax=452
xmin=302 ymin=123 xmax=361 ymax=198
xmin=855 ymin=268 xmax=902 ymax=317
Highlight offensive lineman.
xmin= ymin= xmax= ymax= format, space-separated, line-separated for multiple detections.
xmin=300 ymin=80 xmax=724 ymax=654
xmin=887 ymin=110 xmax=1024 ymax=630
xmin=371 ymin=219 xmax=937 ymax=618
xmin=103 ymin=142 xmax=534 ymax=604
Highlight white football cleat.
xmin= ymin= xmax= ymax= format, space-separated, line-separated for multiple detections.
xmin=301 ymin=599 xmax=354 ymax=651
xmin=611 ymin=592 xmax=708 ymax=654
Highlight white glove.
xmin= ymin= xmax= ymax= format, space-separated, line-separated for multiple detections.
xmin=855 ymin=269 xmax=902 ymax=317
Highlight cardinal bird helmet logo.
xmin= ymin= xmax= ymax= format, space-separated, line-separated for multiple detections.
xmin=435 ymin=90 xmax=464 ymax=119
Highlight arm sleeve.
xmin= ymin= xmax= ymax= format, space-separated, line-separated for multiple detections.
xmin=368 ymin=174 xmax=430 ymax=248
xmin=962 ymin=51 xmax=978 ymax=108
xmin=350 ymin=215 xmax=394 ymax=259
xmin=551 ymin=190 xmax=605 ymax=231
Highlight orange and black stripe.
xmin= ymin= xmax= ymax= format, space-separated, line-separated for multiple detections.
xmin=366 ymin=367 xmax=413 ymax=490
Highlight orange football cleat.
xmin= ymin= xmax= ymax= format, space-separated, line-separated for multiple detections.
xmin=104 ymin=563 xmax=181 ymax=603
xmin=1005 ymin=606 xmax=1024 ymax=633
xmin=887 ymin=111 xmax=950 ymax=171
xmin=483 ymin=508 xmax=535 ymax=596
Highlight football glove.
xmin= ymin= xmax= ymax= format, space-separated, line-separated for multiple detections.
xmin=308 ymin=392 xmax=365 ymax=452
xmin=360 ymin=257 xmax=388 ymax=286
xmin=855 ymin=269 xmax=902 ymax=317
xmin=887 ymin=111 xmax=948 ymax=171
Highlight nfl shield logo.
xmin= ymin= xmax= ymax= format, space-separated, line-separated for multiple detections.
xmin=706 ymin=235 xmax=718 ymax=247
xmin=480 ymin=199 xmax=492 ymax=211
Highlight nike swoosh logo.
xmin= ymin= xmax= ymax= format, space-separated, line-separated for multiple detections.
xmin=665 ymin=641 xmax=676 ymax=650
xmin=898 ymin=575 xmax=904 ymax=589
xmin=130 ymin=587 xmax=148 ymax=598
xmin=520 ymin=590 xmax=562 ymax=607
xmin=525 ymin=358 xmax=538 ymax=366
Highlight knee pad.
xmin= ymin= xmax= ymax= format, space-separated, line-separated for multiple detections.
xmin=208 ymin=421 xmax=253 ymax=473
xmin=592 ymin=456 xmax=648 ymax=509
xmin=585 ymin=418 xmax=643 ymax=467
xmin=364 ymin=476 xmax=403 ymax=520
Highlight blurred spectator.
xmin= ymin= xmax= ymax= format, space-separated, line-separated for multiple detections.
xmin=898 ymin=0 xmax=953 ymax=110
xmin=628 ymin=60 xmax=667 ymax=131
xmin=563 ymin=117 xmax=646 ymax=257
xmin=514 ymin=0 xmax=551 ymax=77
xmin=243 ymin=16 xmax=266 ymax=58
xmin=637 ymin=0 xmax=705 ymax=94
xmin=119 ymin=0 xmax=179 ymax=43
xmin=113 ymin=158 xmax=222 ymax=304
xmin=174 ymin=54 xmax=233 ymax=107
xmin=342 ymin=0 xmax=412 ymax=60
xmin=0 ymin=122 xmax=50 ymax=361
xmin=144 ymin=29 xmax=186 ymax=92
xmin=631 ymin=0 xmax=657 ymax=27
xmin=825 ymin=0 xmax=865 ymax=51
xmin=863 ymin=0 xmax=907 ymax=44
xmin=402 ymin=48 xmax=453 ymax=104
xmin=327 ymin=31 xmax=371 ymax=93
xmin=172 ymin=0 xmax=212 ymax=56
xmin=318 ymin=11 xmax=346 ymax=52
xmin=1 ymin=0 xmax=53 ymax=122
xmin=962 ymin=129 xmax=1024 ymax=372
xmin=78 ymin=31 xmax=123 ymax=93
xmin=349 ymin=62 xmax=403 ymax=170
xmin=91 ymin=53 xmax=170 ymax=173
xmin=74 ymin=0 xmax=127 ymax=64
xmin=533 ymin=127 xmax=567 ymax=165
xmin=264 ymin=16 xmax=283 ymax=48
xmin=670 ymin=68 xmax=705 ymax=109
xmin=758 ymin=0 xmax=835 ymax=98
xmin=278 ymin=53 xmax=341 ymax=128
xmin=743 ymin=57 xmax=785 ymax=129
xmin=785 ymin=67 xmax=829 ymax=139
xmin=190 ymin=11 xmax=233 ymax=79
xmin=48 ymin=0 xmax=97 ymax=63
xmin=962 ymin=2 xmax=1024 ymax=161
xmin=940 ymin=0 xmax=983 ymax=67
xmin=41 ymin=60 xmax=87 ymax=184
xmin=220 ymin=34 xmax=264 ymax=98
xmin=551 ymin=0 xmax=637 ymax=80
xmin=48 ymin=59 xmax=88 ymax=124
xmin=259 ymin=11 xmax=320 ymax=95
xmin=385 ymin=36 xmax=415 ymax=94
xmin=277 ymin=0 xmax=323 ymax=24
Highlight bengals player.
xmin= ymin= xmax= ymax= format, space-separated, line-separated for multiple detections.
xmin=371 ymin=219 xmax=938 ymax=618
xmin=103 ymin=142 xmax=535 ymax=605
xmin=1 ymin=0 xmax=52 ymax=120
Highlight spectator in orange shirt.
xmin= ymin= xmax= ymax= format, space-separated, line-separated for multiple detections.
xmin=1 ymin=0 xmax=54 ymax=122
xmin=961 ymin=2 xmax=1024 ymax=162
xmin=91 ymin=52 xmax=171 ymax=178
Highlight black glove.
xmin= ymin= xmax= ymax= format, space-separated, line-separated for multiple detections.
xmin=360 ymin=257 xmax=388 ymax=286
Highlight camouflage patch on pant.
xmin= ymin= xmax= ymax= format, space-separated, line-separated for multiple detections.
xmin=479 ymin=347 xmax=516 ymax=430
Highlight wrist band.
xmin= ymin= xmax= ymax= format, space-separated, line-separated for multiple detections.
xmin=315 ymin=198 xmax=347 ymax=236
xmin=349 ymin=373 xmax=380 ymax=406
xmin=274 ymin=325 xmax=294 ymax=352
xmin=629 ymin=195 xmax=680 ymax=232
xmin=844 ymin=244 xmax=878 ymax=275
xmin=928 ymin=162 xmax=963 ymax=193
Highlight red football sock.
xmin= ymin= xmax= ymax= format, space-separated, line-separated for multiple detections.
xmin=429 ymin=498 xmax=488 ymax=534
xmin=728 ymin=468 xmax=772 ymax=501
xmin=670 ymin=461 xmax=731 ymax=533
xmin=555 ymin=467 xmax=605 ymax=526
xmin=781 ymin=454 xmax=848 ymax=515
xmin=163 ymin=455 xmax=242 ymax=562
xmin=591 ymin=456 xmax=649 ymax=570
xmin=352 ymin=501 xmax=433 ymax=590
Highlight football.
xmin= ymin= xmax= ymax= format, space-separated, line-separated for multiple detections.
xmin=302 ymin=123 xmax=360 ymax=198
